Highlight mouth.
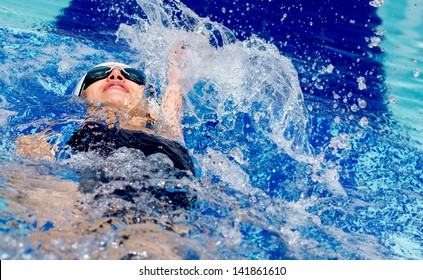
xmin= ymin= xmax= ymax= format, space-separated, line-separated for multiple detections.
xmin=103 ymin=82 xmax=129 ymax=93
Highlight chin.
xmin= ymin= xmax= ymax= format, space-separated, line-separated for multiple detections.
xmin=105 ymin=95 xmax=128 ymax=107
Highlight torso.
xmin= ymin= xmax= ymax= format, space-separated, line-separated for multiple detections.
xmin=65 ymin=121 xmax=195 ymax=174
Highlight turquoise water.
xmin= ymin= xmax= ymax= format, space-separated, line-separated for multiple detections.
xmin=0 ymin=0 xmax=422 ymax=260
xmin=378 ymin=0 xmax=423 ymax=148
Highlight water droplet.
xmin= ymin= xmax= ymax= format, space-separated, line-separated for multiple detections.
xmin=367 ymin=36 xmax=382 ymax=48
xmin=230 ymin=147 xmax=244 ymax=164
xmin=334 ymin=116 xmax=341 ymax=124
xmin=359 ymin=117 xmax=369 ymax=127
xmin=369 ymin=0 xmax=384 ymax=8
xmin=357 ymin=76 xmax=367 ymax=90
xmin=374 ymin=26 xmax=386 ymax=36
xmin=321 ymin=64 xmax=334 ymax=74
xmin=389 ymin=95 xmax=396 ymax=103
xmin=358 ymin=98 xmax=367 ymax=108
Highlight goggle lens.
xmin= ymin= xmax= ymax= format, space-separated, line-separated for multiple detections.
xmin=81 ymin=65 xmax=146 ymax=92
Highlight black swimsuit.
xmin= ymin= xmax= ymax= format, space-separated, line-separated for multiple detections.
xmin=65 ymin=121 xmax=195 ymax=174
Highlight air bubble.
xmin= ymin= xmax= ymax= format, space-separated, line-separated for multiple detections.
xmin=413 ymin=69 xmax=420 ymax=78
xmin=351 ymin=104 xmax=359 ymax=112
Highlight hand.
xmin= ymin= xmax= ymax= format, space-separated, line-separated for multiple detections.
xmin=169 ymin=41 xmax=190 ymax=65
xmin=15 ymin=131 xmax=57 ymax=161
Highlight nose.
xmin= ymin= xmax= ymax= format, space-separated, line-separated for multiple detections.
xmin=107 ymin=68 xmax=125 ymax=82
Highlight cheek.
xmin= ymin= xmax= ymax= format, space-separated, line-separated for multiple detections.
xmin=82 ymin=91 xmax=96 ymax=103
xmin=128 ymin=83 xmax=143 ymax=94
xmin=82 ymin=83 xmax=103 ymax=102
xmin=127 ymin=86 xmax=144 ymax=103
xmin=82 ymin=82 xmax=144 ymax=108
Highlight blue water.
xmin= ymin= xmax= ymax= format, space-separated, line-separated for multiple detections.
xmin=0 ymin=0 xmax=422 ymax=259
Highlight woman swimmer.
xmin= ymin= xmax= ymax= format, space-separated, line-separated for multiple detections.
xmin=16 ymin=43 xmax=195 ymax=174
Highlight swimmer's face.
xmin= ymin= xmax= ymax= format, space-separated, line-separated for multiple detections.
xmin=81 ymin=68 xmax=145 ymax=110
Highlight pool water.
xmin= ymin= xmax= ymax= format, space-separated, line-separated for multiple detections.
xmin=0 ymin=0 xmax=422 ymax=260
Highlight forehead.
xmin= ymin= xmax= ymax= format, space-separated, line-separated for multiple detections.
xmin=96 ymin=62 xmax=132 ymax=68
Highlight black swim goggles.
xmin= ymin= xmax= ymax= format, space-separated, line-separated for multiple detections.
xmin=74 ymin=62 xmax=147 ymax=96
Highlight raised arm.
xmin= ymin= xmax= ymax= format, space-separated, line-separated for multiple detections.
xmin=159 ymin=43 xmax=187 ymax=141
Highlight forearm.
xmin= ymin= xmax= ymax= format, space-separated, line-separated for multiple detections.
xmin=160 ymin=59 xmax=184 ymax=139
xmin=15 ymin=130 xmax=58 ymax=161
xmin=158 ymin=42 xmax=191 ymax=140
xmin=161 ymin=82 xmax=183 ymax=125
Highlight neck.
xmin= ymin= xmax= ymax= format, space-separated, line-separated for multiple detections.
xmin=86 ymin=105 xmax=154 ymax=133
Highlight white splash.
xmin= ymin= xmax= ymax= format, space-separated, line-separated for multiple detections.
xmin=0 ymin=100 xmax=16 ymax=128
xmin=118 ymin=1 xmax=313 ymax=163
